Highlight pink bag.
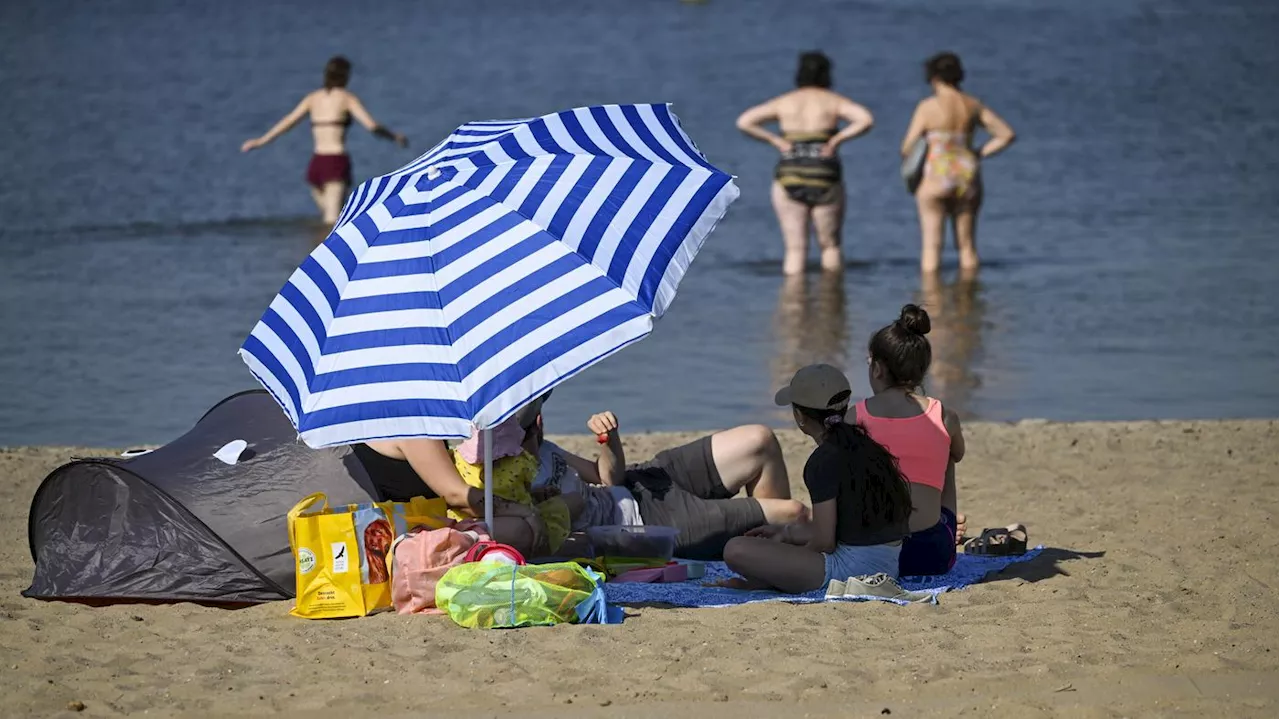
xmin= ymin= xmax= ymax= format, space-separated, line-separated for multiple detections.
xmin=390 ymin=520 xmax=490 ymax=615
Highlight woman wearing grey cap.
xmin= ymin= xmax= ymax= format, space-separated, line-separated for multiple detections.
xmin=719 ymin=364 xmax=913 ymax=592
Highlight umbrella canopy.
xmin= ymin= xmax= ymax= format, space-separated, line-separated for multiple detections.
xmin=240 ymin=104 xmax=738 ymax=448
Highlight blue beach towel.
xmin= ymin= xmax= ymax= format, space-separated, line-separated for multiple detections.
xmin=602 ymin=546 xmax=1043 ymax=608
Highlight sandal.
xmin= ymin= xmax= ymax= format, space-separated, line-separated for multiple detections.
xmin=963 ymin=525 xmax=1028 ymax=556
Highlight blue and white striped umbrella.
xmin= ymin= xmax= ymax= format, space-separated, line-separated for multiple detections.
xmin=240 ymin=104 xmax=738 ymax=448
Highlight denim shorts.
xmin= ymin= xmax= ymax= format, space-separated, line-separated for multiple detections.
xmin=823 ymin=542 xmax=903 ymax=583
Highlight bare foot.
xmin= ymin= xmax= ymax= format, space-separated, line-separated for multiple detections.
xmin=707 ymin=576 xmax=769 ymax=591
xmin=954 ymin=512 xmax=967 ymax=545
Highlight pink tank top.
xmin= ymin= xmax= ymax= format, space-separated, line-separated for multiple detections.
xmin=855 ymin=398 xmax=950 ymax=491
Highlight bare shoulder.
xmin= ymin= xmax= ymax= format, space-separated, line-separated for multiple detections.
xmin=938 ymin=401 xmax=963 ymax=429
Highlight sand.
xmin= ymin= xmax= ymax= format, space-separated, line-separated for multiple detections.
xmin=1 ymin=419 xmax=1276 ymax=718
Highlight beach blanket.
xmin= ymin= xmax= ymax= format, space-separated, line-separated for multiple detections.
xmin=602 ymin=546 xmax=1043 ymax=608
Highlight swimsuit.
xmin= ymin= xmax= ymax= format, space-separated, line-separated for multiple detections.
xmin=923 ymin=131 xmax=979 ymax=199
xmin=306 ymin=114 xmax=354 ymax=188
xmin=855 ymin=398 xmax=957 ymax=576
xmin=774 ymin=131 xmax=843 ymax=206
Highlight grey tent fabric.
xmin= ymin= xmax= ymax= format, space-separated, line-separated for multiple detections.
xmin=25 ymin=390 xmax=379 ymax=604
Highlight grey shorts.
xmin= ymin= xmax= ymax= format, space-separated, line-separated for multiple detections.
xmin=625 ymin=436 xmax=767 ymax=561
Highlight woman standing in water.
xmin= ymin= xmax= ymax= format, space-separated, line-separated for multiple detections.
xmin=241 ymin=56 xmax=409 ymax=226
xmin=736 ymin=52 xmax=875 ymax=275
xmin=901 ymin=52 xmax=1016 ymax=273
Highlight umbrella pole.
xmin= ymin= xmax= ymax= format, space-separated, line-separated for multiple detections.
xmin=483 ymin=428 xmax=494 ymax=532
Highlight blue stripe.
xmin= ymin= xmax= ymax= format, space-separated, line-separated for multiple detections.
xmin=465 ymin=300 xmax=649 ymax=414
xmin=298 ymin=398 xmax=472 ymax=434
xmin=333 ymin=290 xmax=442 ymax=317
xmin=259 ymin=309 xmax=315 ymax=383
xmin=576 ymin=161 xmax=648 ymax=260
xmin=324 ymin=325 xmax=453 ymax=353
xmin=606 ymin=166 xmax=690 ymax=281
xmin=489 ymin=155 xmax=533 ymax=204
xmin=637 ymin=173 xmax=729 ymax=309
xmin=453 ymin=127 xmax=518 ymax=137
xmin=279 ymin=283 xmax=328 ymax=348
xmin=620 ymin=105 xmax=683 ymax=166
xmin=448 ymin=253 xmax=583 ymax=337
xmin=349 ymin=256 xmax=434 ymax=282
xmin=558 ymin=111 xmax=605 ymax=156
xmin=437 ymin=229 xmax=555 ymax=306
xmin=400 ymin=183 xmax=471 ymax=213
xmin=516 ymin=153 xmax=573 ymax=219
xmin=528 ymin=118 xmax=568 ymax=155
xmin=651 ymin=105 xmax=717 ymax=171
xmin=431 ymin=210 xmax=528 ymax=271
xmin=546 ymin=156 xmax=611 ymax=239
xmin=308 ymin=276 xmax=636 ymax=401
xmin=242 ymin=336 xmax=302 ymax=418
xmin=299 ymin=257 xmax=340 ymax=312
xmin=312 ymin=361 xmax=461 ymax=392
xmin=326 ymin=235 xmax=358 ymax=279
xmin=589 ymin=106 xmax=645 ymax=160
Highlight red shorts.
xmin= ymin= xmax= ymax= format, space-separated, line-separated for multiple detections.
xmin=306 ymin=153 xmax=352 ymax=188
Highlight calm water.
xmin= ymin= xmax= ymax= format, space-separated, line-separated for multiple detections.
xmin=1 ymin=0 xmax=1275 ymax=447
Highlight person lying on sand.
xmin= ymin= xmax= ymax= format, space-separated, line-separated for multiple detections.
xmin=719 ymin=364 xmax=914 ymax=593
xmin=521 ymin=400 xmax=808 ymax=561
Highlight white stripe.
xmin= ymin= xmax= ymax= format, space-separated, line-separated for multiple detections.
xmin=619 ymin=169 xmax=704 ymax=301
xmin=239 ymin=349 xmax=300 ymax=424
xmin=499 ymin=154 xmax=556 ymax=214
xmin=588 ymin=163 xmax=666 ymax=273
xmin=638 ymin=104 xmax=704 ymax=168
xmin=530 ymin=155 xmax=592 ymax=230
xmin=342 ymin=272 xmax=437 ymax=301
xmin=359 ymin=202 xmax=516 ymax=264
xmin=559 ymin=158 xmax=632 ymax=253
xmin=287 ymin=270 xmax=336 ymax=328
xmin=307 ymin=379 xmax=465 ymax=413
xmin=471 ymin=313 xmax=653 ymax=427
xmin=651 ymin=179 xmax=738 ymax=317
xmin=457 ymin=284 xmax=636 ymax=396
xmin=269 ymin=293 xmax=323 ymax=364
xmin=300 ymin=415 xmax=475 ymax=448
xmin=573 ymin=107 xmax=624 ymax=158
xmin=249 ymin=323 xmax=313 ymax=414
xmin=603 ymin=105 xmax=666 ymax=164
xmin=432 ymin=220 xmax=543 ymax=287
xmin=318 ymin=342 xmax=457 ymax=373
xmin=310 ymin=243 xmax=353 ymax=299
xmin=328 ymin=308 xmax=447 ymax=337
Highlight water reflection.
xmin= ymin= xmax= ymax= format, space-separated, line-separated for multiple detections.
xmin=917 ymin=269 xmax=986 ymax=419
xmin=770 ymin=271 xmax=849 ymax=417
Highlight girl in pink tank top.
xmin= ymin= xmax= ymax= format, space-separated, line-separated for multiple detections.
xmin=856 ymin=304 xmax=967 ymax=576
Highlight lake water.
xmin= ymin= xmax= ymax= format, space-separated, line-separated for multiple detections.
xmin=1 ymin=0 xmax=1275 ymax=447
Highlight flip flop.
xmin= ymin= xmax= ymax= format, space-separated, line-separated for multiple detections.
xmin=963 ymin=525 xmax=1028 ymax=556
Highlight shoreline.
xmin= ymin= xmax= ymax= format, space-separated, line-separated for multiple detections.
xmin=1 ymin=418 xmax=1276 ymax=716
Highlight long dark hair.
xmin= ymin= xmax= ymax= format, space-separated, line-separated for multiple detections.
xmin=324 ymin=56 xmax=352 ymax=90
xmin=869 ymin=304 xmax=933 ymax=390
xmin=924 ymin=52 xmax=964 ymax=87
xmin=795 ymin=397 xmax=913 ymax=529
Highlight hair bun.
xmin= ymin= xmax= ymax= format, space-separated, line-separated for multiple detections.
xmin=897 ymin=304 xmax=931 ymax=336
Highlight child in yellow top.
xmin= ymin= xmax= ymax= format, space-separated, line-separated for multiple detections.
xmin=450 ymin=418 xmax=573 ymax=554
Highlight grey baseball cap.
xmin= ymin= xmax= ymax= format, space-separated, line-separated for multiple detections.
xmin=773 ymin=364 xmax=851 ymax=410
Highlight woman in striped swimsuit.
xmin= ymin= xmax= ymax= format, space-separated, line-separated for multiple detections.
xmin=901 ymin=52 xmax=1016 ymax=273
xmin=736 ymin=52 xmax=875 ymax=275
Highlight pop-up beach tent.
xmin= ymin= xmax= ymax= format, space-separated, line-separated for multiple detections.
xmin=24 ymin=390 xmax=379 ymax=604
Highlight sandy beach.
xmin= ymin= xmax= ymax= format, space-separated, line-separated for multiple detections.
xmin=1 ymin=419 xmax=1275 ymax=718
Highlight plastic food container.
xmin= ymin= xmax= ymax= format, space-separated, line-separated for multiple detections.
xmin=586 ymin=525 xmax=679 ymax=563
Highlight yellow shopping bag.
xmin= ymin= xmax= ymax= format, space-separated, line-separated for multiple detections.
xmin=287 ymin=493 xmax=449 ymax=619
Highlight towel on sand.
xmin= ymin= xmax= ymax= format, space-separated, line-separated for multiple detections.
xmin=602 ymin=546 xmax=1043 ymax=608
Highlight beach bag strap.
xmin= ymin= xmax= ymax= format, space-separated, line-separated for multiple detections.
xmin=287 ymin=492 xmax=329 ymax=555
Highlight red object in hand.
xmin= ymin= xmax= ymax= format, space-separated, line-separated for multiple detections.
xmin=596 ymin=433 xmax=609 ymax=444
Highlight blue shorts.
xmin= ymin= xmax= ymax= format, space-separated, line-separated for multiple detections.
xmin=823 ymin=542 xmax=902 ymax=583
xmin=899 ymin=507 xmax=958 ymax=576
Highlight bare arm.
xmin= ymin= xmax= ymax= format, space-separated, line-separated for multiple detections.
xmin=900 ymin=100 xmax=928 ymax=157
xmin=943 ymin=406 xmax=965 ymax=463
xmin=781 ymin=499 xmax=837 ymax=553
xmin=821 ymin=96 xmax=874 ymax=156
xmin=585 ymin=411 xmax=626 ymax=487
xmin=348 ymin=93 xmax=408 ymax=148
xmin=735 ymin=99 xmax=790 ymax=153
xmin=242 ymin=94 xmax=310 ymax=152
xmin=977 ymin=105 xmax=1015 ymax=158
xmin=392 ymin=438 xmax=485 ymax=511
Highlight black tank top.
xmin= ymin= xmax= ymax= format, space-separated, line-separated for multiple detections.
xmin=351 ymin=443 xmax=438 ymax=502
